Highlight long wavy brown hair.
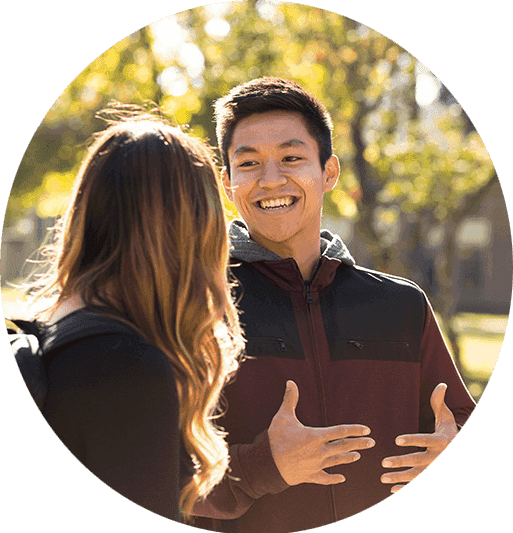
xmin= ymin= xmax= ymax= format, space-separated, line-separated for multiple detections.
xmin=30 ymin=104 xmax=244 ymax=517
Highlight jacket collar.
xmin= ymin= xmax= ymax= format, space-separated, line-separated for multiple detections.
xmin=229 ymin=219 xmax=355 ymax=267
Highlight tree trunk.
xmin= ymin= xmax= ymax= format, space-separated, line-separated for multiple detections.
xmin=429 ymin=175 xmax=498 ymax=380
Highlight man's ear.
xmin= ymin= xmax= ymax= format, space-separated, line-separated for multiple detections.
xmin=323 ymin=155 xmax=340 ymax=193
xmin=221 ymin=168 xmax=234 ymax=202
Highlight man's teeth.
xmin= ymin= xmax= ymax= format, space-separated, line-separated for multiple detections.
xmin=259 ymin=196 xmax=294 ymax=209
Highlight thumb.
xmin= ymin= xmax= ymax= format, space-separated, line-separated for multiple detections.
xmin=279 ymin=380 xmax=299 ymax=417
xmin=430 ymin=383 xmax=454 ymax=429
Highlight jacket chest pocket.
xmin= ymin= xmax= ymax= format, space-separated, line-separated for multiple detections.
xmin=330 ymin=339 xmax=418 ymax=362
xmin=245 ymin=336 xmax=305 ymax=360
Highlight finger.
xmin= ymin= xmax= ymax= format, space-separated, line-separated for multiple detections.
xmin=390 ymin=484 xmax=406 ymax=494
xmin=326 ymin=437 xmax=375 ymax=453
xmin=431 ymin=383 xmax=449 ymax=422
xmin=431 ymin=383 xmax=458 ymax=435
xmin=310 ymin=471 xmax=346 ymax=485
xmin=396 ymin=433 xmax=449 ymax=449
xmin=278 ymin=380 xmax=300 ymax=418
xmin=382 ymin=451 xmax=435 ymax=469
xmin=322 ymin=424 xmax=372 ymax=442
xmin=322 ymin=451 xmax=361 ymax=469
xmin=381 ymin=467 xmax=422 ymax=485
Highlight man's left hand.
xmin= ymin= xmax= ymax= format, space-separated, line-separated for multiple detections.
xmin=380 ymin=383 xmax=458 ymax=493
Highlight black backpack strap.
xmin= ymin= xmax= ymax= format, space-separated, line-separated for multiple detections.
xmin=7 ymin=318 xmax=40 ymax=336
xmin=10 ymin=328 xmax=47 ymax=411
xmin=40 ymin=310 xmax=140 ymax=354
xmin=7 ymin=311 xmax=140 ymax=412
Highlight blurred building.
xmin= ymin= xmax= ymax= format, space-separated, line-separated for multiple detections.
xmin=324 ymin=178 xmax=511 ymax=317
xmin=451 ymin=182 xmax=511 ymax=315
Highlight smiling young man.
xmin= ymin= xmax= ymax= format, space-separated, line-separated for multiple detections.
xmin=191 ymin=78 xmax=475 ymax=533
xmin=225 ymin=109 xmax=340 ymax=281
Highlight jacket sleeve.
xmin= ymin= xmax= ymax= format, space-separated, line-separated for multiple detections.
xmin=192 ymin=430 xmax=289 ymax=519
xmin=418 ymin=297 xmax=476 ymax=433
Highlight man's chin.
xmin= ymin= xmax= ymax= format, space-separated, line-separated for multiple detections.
xmin=247 ymin=227 xmax=299 ymax=250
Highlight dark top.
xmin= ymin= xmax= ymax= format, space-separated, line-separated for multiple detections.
xmin=41 ymin=317 xmax=185 ymax=521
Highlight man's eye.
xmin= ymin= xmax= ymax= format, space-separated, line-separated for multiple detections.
xmin=283 ymin=156 xmax=302 ymax=162
xmin=238 ymin=161 xmax=258 ymax=168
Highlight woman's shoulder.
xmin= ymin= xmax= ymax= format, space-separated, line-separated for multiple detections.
xmin=41 ymin=311 xmax=176 ymax=390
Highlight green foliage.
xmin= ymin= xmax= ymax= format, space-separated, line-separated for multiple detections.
xmin=6 ymin=1 xmax=495 ymax=235
xmin=373 ymin=121 xmax=494 ymax=220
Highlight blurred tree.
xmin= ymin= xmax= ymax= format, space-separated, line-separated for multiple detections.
xmin=6 ymin=1 xmax=503 ymax=376
xmin=6 ymin=26 xmax=161 ymax=224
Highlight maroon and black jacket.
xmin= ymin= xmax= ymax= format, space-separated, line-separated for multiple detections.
xmin=193 ymin=220 xmax=476 ymax=533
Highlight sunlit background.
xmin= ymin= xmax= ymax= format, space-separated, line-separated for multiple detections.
xmin=1 ymin=0 xmax=511 ymax=402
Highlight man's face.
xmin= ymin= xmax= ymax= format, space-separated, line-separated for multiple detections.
xmin=222 ymin=110 xmax=339 ymax=252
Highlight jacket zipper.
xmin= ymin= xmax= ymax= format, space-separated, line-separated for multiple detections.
xmin=348 ymin=340 xmax=364 ymax=349
xmin=305 ymin=283 xmax=314 ymax=304
xmin=304 ymin=282 xmax=338 ymax=522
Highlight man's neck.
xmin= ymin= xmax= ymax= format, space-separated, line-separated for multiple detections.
xmin=294 ymin=250 xmax=321 ymax=281
xmin=252 ymin=234 xmax=321 ymax=281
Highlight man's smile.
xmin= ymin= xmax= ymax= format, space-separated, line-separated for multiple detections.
xmin=255 ymin=195 xmax=298 ymax=211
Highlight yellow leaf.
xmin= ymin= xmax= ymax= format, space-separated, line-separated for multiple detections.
xmin=363 ymin=143 xmax=380 ymax=164
xmin=341 ymin=46 xmax=358 ymax=63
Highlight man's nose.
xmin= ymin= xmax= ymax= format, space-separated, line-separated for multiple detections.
xmin=258 ymin=162 xmax=288 ymax=188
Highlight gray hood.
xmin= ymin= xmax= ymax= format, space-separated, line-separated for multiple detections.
xmin=229 ymin=219 xmax=355 ymax=266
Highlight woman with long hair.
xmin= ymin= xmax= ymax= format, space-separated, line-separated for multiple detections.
xmin=26 ymin=104 xmax=244 ymax=521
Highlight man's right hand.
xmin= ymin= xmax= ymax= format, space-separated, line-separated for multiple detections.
xmin=268 ymin=380 xmax=375 ymax=486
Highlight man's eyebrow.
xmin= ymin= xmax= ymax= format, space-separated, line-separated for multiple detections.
xmin=278 ymin=139 xmax=306 ymax=149
xmin=232 ymin=145 xmax=258 ymax=157
xmin=232 ymin=138 xmax=307 ymax=157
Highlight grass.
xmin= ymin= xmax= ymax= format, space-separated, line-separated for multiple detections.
xmin=451 ymin=313 xmax=506 ymax=380
xmin=459 ymin=333 xmax=503 ymax=380
xmin=438 ymin=313 xmax=508 ymax=400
